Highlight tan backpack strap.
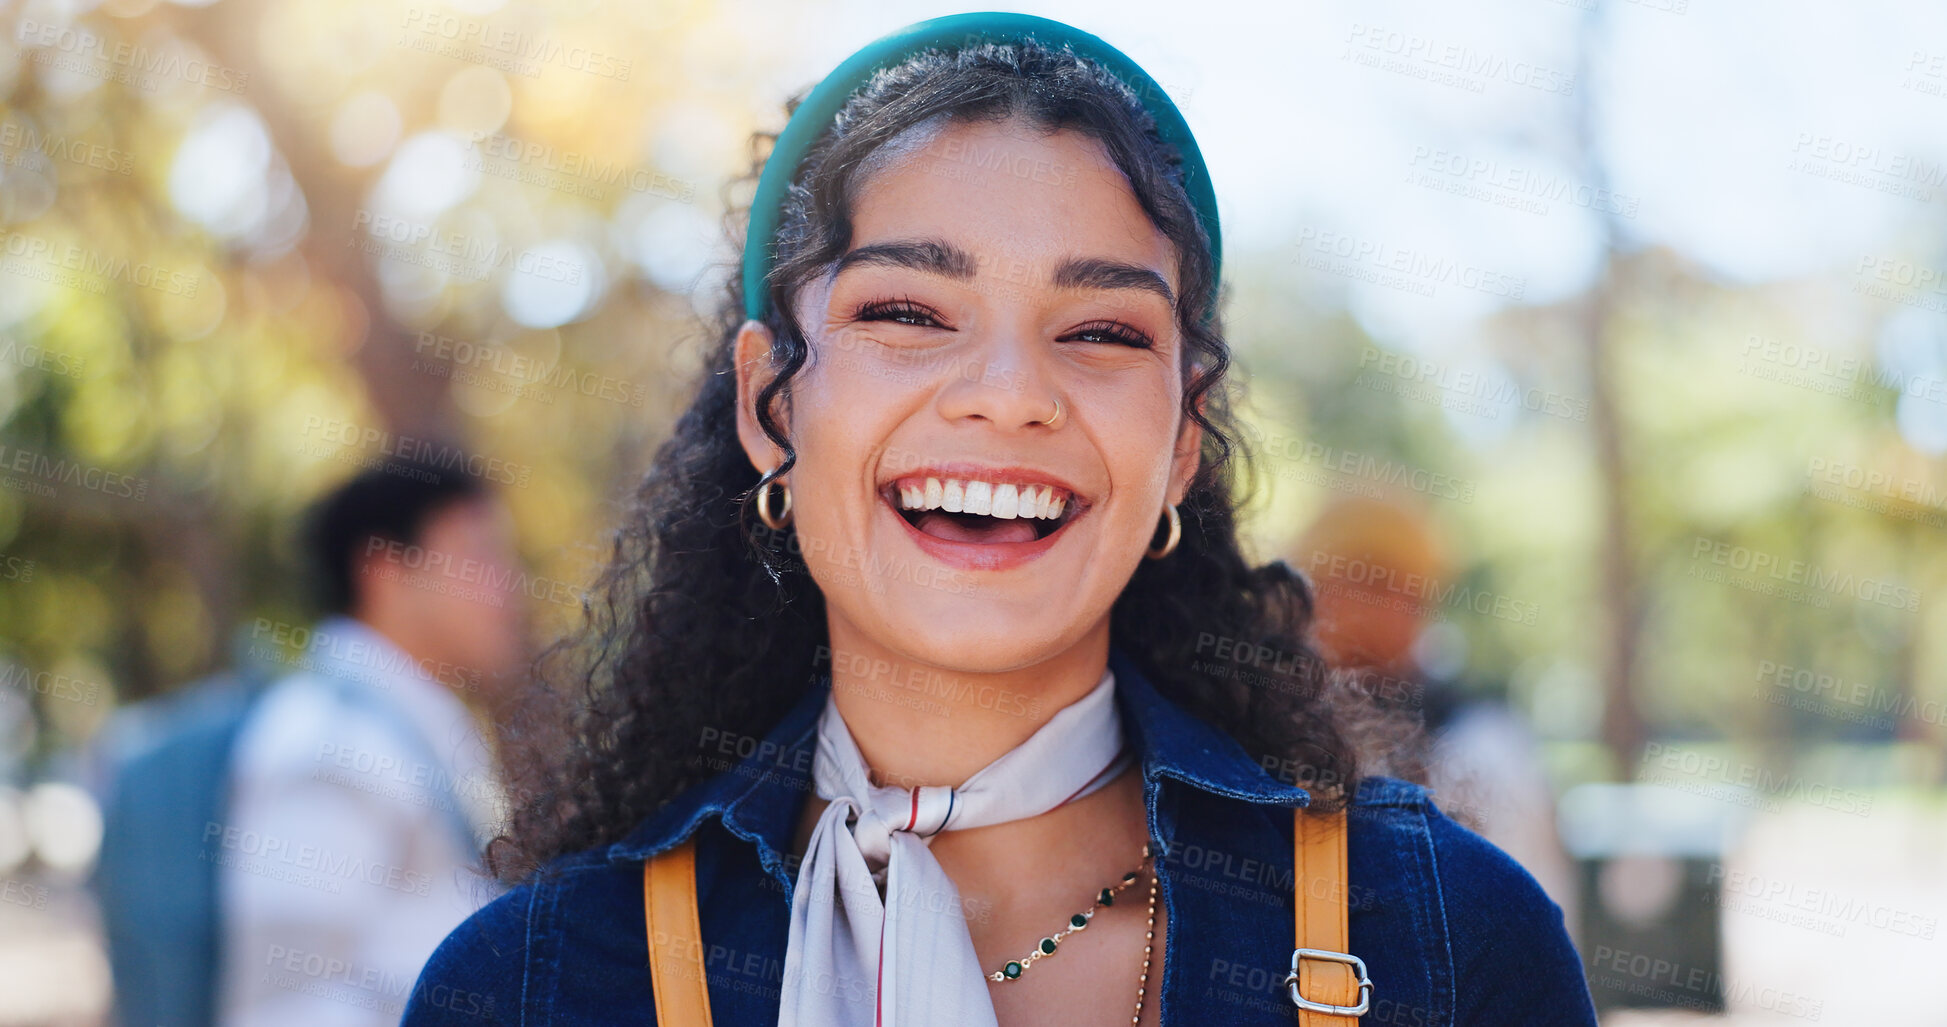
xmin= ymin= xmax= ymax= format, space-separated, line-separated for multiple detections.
xmin=642 ymin=839 xmax=715 ymax=1026
xmin=1288 ymin=807 xmax=1372 ymax=1022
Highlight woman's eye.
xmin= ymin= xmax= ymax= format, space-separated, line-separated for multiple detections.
xmin=1062 ymin=321 xmax=1154 ymax=349
xmin=855 ymin=299 xmax=944 ymax=328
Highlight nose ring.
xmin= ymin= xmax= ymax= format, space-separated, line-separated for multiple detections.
xmin=1042 ymin=398 xmax=1064 ymax=429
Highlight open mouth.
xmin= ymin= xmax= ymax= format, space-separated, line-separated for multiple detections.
xmin=881 ymin=475 xmax=1084 ymax=545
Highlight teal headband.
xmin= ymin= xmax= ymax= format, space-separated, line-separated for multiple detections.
xmin=741 ymin=11 xmax=1221 ymax=324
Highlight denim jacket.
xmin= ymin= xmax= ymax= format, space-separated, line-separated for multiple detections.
xmin=404 ymin=646 xmax=1598 ymax=1025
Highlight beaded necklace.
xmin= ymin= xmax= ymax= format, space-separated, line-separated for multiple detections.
xmin=986 ymin=844 xmax=1159 ymax=1023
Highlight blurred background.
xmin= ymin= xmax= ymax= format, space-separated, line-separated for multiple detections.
xmin=1 ymin=0 xmax=1943 ymax=1022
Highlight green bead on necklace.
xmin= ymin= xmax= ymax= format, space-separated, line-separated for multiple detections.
xmin=985 ymin=844 xmax=1154 ymax=985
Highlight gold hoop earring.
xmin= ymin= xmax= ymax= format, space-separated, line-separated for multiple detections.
xmin=755 ymin=477 xmax=793 ymax=531
xmin=1145 ymin=503 xmax=1181 ymax=560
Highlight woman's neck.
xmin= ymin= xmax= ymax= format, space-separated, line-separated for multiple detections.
xmin=821 ymin=616 xmax=1116 ymax=790
xmin=794 ymin=613 xmax=1150 ymax=939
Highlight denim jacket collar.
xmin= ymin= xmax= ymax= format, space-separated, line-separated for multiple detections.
xmin=605 ymin=644 xmax=1310 ymax=870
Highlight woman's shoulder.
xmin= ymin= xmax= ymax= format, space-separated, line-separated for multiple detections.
xmin=1348 ymin=774 xmax=1597 ymax=1025
xmin=401 ymin=875 xmax=535 ymax=1024
xmin=1349 ymin=774 xmax=1552 ymax=904
xmin=401 ymin=846 xmax=640 ymax=1025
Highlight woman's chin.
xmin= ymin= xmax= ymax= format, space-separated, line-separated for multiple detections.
xmin=833 ymin=622 xmax=1078 ymax=681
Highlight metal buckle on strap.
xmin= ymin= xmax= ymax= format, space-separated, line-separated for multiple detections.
xmin=1283 ymin=948 xmax=1373 ymax=1016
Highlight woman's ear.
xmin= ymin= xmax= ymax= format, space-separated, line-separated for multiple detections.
xmin=734 ymin=319 xmax=787 ymax=475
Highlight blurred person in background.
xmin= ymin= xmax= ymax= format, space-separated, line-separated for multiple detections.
xmin=1291 ymin=493 xmax=1580 ymax=938
xmin=212 ymin=457 xmax=525 ymax=1026
xmin=95 ymin=455 xmax=528 ymax=1027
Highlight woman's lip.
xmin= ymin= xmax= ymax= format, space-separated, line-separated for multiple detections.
xmin=882 ymin=495 xmax=1083 ymax=573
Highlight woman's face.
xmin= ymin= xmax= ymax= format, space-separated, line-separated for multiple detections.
xmin=737 ymin=117 xmax=1201 ymax=674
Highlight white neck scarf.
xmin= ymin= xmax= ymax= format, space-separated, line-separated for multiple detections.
xmin=780 ymin=665 xmax=1131 ymax=1027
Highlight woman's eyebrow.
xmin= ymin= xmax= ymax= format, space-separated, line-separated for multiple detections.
xmin=833 ymin=239 xmax=1175 ymax=307
xmin=833 ymin=239 xmax=977 ymax=280
xmin=1051 ymin=257 xmax=1175 ymax=308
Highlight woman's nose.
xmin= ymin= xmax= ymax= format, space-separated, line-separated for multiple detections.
xmin=932 ymin=329 xmax=1061 ymax=430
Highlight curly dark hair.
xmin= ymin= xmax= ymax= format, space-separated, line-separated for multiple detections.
xmin=488 ymin=37 xmax=1411 ymax=882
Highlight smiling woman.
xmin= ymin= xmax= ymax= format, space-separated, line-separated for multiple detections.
xmin=402 ymin=13 xmax=1597 ymax=1027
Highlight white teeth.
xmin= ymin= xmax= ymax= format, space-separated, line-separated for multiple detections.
xmin=991 ymin=484 xmax=1018 ymax=519
xmin=888 ymin=476 xmax=1074 ymax=520
xmin=964 ymin=480 xmax=992 ymax=516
